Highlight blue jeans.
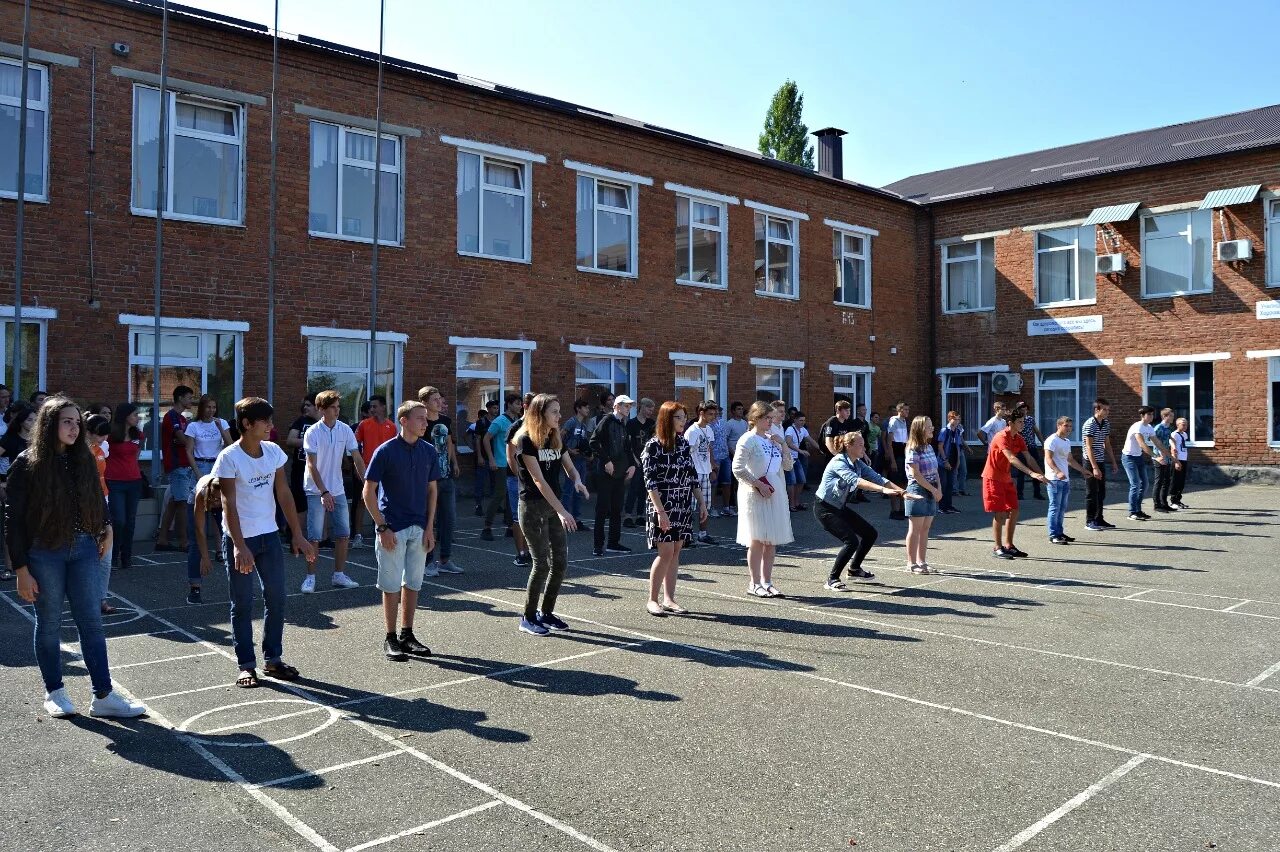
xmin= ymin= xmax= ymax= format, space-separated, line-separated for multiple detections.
xmin=1121 ymin=454 xmax=1148 ymax=515
xmin=106 ymin=478 xmax=143 ymax=569
xmin=186 ymin=502 xmax=222 ymax=585
xmin=426 ymin=476 xmax=455 ymax=564
xmin=225 ymin=532 xmax=286 ymax=670
xmin=1046 ymin=479 xmax=1070 ymax=538
xmin=28 ymin=534 xmax=112 ymax=695
xmin=957 ymin=451 xmax=969 ymax=492
xmin=939 ymin=463 xmax=958 ymax=511
xmin=561 ymin=456 xmax=587 ymax=518
xmin=473 ymin=460 xmax=490 ymax=511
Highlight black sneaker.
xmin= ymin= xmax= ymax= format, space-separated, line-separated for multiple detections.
xmin=318 ymin=539 xmax=335 ymax=549
xmin=474 ymin=505 xmax=484 ymax=516
xmin=1137 ymin=512 xmax=1152 ymax=520
xmin=1128 ymin=513 xmax=1146 ymax=521
xmin=504 ymin=527 xmax=514 ymax=538
xmin=480 ymin=528 xmax=494 ymax=541
xmin=397 ymin=631 xmax=432 ymax=657
xmin=605 ymin=543 xmax=632 ymax=554
xmin=592 ymin=548 xmax=605 ymax=557
xmin=1006 ymin=545 xmax=1029 ymax=558
xmin=622 ymin=517 xmax=636 ymax=528
xmin=538 ymin=612 xmax=569 ymax=631
xmin=513 ymin=552 xmax=531 ymax=566
xmin=1152 ymin=505 xmax=1172 ymax=513
xmin=992 ymin=547 xmax=1015 ymax=560
xmin=1098 ymin=520 xmax=1117 ymax=529
xmin=383 ymin=637 xmax=408 ymax=661
xmin=186 ymin=586 xmax=202 ymax=605
xmin=1049 ymin=536 xmax=1069 ymax=545
xmin=576 ymin=520 xmax=592 ymax=532
xmin=1061 ymin=534 xmax=1076 ymax=543
xmin=698 ymin=534 xmax=717 ymax=546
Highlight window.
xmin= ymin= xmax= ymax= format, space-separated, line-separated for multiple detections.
xmin=575 ymin=354 xmax=636 ymax=416
xmin=1034 ymin=367 xmax=1097 ymax=444
xmin=1144 ymin=361 xmax=1214 ymax=445
xmin=576 ymin=175 xmax=635 ymax=275
xmin=308 ymin=122 xmax=401 ymax=244
xmin=833 ymin=231 xmax=871 ymax=307
xmin=755 ymin=366 xmax=800 ymax=404
xmin=127 ymin=327 xmax=242 ymax=458
xmin=132 ymin=86 xmax=244 ymax=224
xmin=456 ymin=151 xmax=529 ymax=261
xmin=755 ymin=213 xmax=798 ymax=297
xmin=941 ymin=372 xmax=995 ymax=443
xmin=676 ymin=195 xmax=728 ymax=288
xmin=305 ymin=335 xmax=402 ymax=424
xmin=455 ymin=347 xmax=529 ymax=426
xmin=673 ymin=359 xmax=727 ymax=411
xmin=0 ymin=58 xmax=48 ymax=201
xmin=1141 ymin=210 xmax=1213 ymax=297
xmin=1035 ymin=225 xmax=1096 ymax=305
xmin=0 ymin=318 xmax=46 ymax=393
xmin=832 ymin=370 xmax=871 ymax=412
xmin=1267 ymin=199 xmax=1280 ymax=288
xmin=1269 ymin=357 xmax=1280 ymax=447
xmin=942 ymin=239 xmax=995 ymax=312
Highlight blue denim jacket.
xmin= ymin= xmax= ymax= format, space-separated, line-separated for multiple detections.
xmin=816 ymin=453 xmax=887 ymax=508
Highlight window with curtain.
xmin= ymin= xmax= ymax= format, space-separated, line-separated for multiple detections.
xmin=1267 ymin=199 xmax=1280 ymax=288
xmin=576 ymin=175 xmax=634 ymax=274
xmin=575 ymin=355 xmax=635 ymax=418
xmin=308 ymin=121 xmax=401 ymax=244
xmin=832 ymin=371 xmax=870 ymax=411
xmin=1035 ymin=367 xmax=1097 ymax=443
xmin=1141 ymin=210 xmax=1213 ymax=297
xmin=755 ymin=366 xmax=799 ymax=403
xmin=1035 ymin=225 xmax=1097 ymax=305
xmin=755 ymin=213 xmax=798 ymax=297
xmin=128 ymin=329 xmax=241 ymax=458
xmin=833 ymin=231 xmax=871 ymax=307
xmin=455 ymin=348 xmax=527 ymax=429
xmin=1144 ymin=361 xmax=1214 ymax=444
xmin=0 ymin=320 xmax=45 ymax=396
xmin=457 ymin=151 xmax=528 ymax=260
xmin=675 ymin=196 xmax=727 ymax=288
xmin=941 ymin=372 xmax=994 ymax=443
xmin=674 ymin=361 xmax=726 ymax=411
xmin=942 ymin=239 xmax=995 ymax=312
xmin=305 ymin=338 xmax=399 ymax=424
xmin=0 ymin=59 xmax=48 ymax=200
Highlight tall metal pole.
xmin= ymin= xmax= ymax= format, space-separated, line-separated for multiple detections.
xmin=12 ymin=0 xmax=31 ymax=400
xmin=367 ymin=0 xmax=385 ymax=402
xmin=266 ymin=0 xmax=280 ymax=401
xmin=150 ymin=0 xmax=171 ymax=485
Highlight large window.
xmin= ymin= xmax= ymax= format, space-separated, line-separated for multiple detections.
xmin=832 ymin=370 xmax=871 ymax=412
xmin=942 ymin=239 xmax=995 ymax=313
xmin=0 ymin=318 xmax=46 ymax=394
xmin=455 ymin=346 xmax=529 ymax=426
xmin=1269 ymin=357 xmax=1280 ymax=447
xmin=754 ymin=363 xmax=801 ymax=404
xmin=132 ymin=86 xmax=244 ymax=224
xmin=308 ymin=121 xmax=401 ymax=244
xmin=1035 ymin=225 xmax=1096 ymax=305
xmin=456 ymin=151 xmax=529 ymax=261
xmin=304 ymin=334 xmax=401 ymax=424
xmin=1034 ymin=367 xmax=1098 ymax=444
xmin=1144 ymin=361 xmax=1214 ymax=445
xmin=1 ymin=58 xmax=48 ymax=201
xmin=833 ymin=231 xmax=871 ymax=308
xmin=576 ymin=175 xmax=635 ymax=275
xmin=673 ymin=358 xmax=727 ymax=411
xmin=941 ymin=372 xmax=995 ymax=443
xmin=1141 ymin=210 xmax=1213 ymax=297
xmin=575 ymin=354 xmax=636 ymax=417
xmin=675 ymin=195 xmax=727 ymax=289
xmin=1267 ymin=199 xmax=1280 ymax=288
xmin=755 ymin=213 xmax=798 ymax=298
xmin=127 ymin=326 xmax=242 ymax=458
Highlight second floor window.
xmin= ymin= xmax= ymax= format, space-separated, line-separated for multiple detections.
xmin=755 ymin=213 xmax=798 ymax=297
xmin=576 ymin=175 xmax=634 ymax=274
xmin=676 ymin=196 xmax=727 ymax=288
xmin=457 ymin=151 xmax=529 ymax=261
xmin=942 ymin=239 xmax=995 ymax=313
xmin=1035 ymin=225 xmax=1096 ymax=305
xmin=1141 ymin=210 xmax=1213 ymax=297
xmin=0 ymin=58 xmax=48 ymax=201
xmin=833 ymin=231 xmax=871 ymax=307
xmin=308 ymin=122 xmax=401 ymax=244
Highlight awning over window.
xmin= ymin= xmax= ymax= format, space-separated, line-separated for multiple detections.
xmin=1198 ymin=184 xmax=1261 ymax=209
xmin=1081 ymin=202 xmax=1141 ymax=225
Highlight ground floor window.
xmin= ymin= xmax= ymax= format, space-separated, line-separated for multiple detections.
xmin=304 ymin=331 xmax=402 ymax=424
xmin=1 ymin=317 xmax=47 ymax=398
xmin=673 ymin=356 xmax=727 ymax=412
xmin=941 ymin=372 xmax=994 ymax=443
xmin=575 ymin=354 xmax=637 ymax=417
xmin=832 ymin=370 xmax=871 ymax=413
xmin=454 ymin=346 xmax=529 ymax=427
xmin=1144 ymin=361 xmax=1214 ymax=445
xmin=1269 ymin=358 xmax=1280 ymax=447
xmin=754 ymin=365 xmax=800 ymax=405
xmin=1035 ymin=367 xmax=1097 ymax=444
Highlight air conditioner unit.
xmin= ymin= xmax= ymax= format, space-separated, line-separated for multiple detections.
xmin=1217 ymin=239 xmax=1253 ymax=262
xmin=991 ymin=372 xmax=1024 ymax=394
xmin=1096 ymin=253 xmax=1126 ymax=275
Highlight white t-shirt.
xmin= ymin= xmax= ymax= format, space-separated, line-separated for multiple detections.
xmin=684 ymin=422 xmax=715 ymax=477
xmin=1043 ymin=434 xmax=1072 ymax=481
xmin=784 ymin=425 xmax=809 ymax=461
xmin=981 ymin=416 xmax=1007 ymax=441
xmin=212 ymin=441 xmax=287 ymax=539
xmin=1172 ymin=431 xmax=1189 ymax=461
xmin=1124 ymin=421 xmax=1155 ymax=457
xmin=303 ymin=419 xmax=358 ymax=496
xmin=887 ymin=415 xmax=909 ymax=444
xmin=184 ymin=418 xmax=228 ymax=460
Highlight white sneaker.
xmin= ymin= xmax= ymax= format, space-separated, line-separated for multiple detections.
xmin=437 ymin=561 xmax=464 ymax=575
xmin=90 ymin=690 xmax=146 ymax=719
xmin=300 ymin=574 xmax=316 ymax=593
xmin=43 ymin=688 xmax=76 ymax=718
xmin=330 ymin=572 xmax=359 ymax=589
xmin=423 ymin=562 xmax=440 ymax=578
xmin=352 ymin=534 xmax=366 ymax=548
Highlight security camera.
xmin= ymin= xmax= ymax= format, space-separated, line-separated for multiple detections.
xmin=111 ymin=42 xmax=130 ymax=57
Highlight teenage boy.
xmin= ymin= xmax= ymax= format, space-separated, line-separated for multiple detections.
xmin=623 ymin=398 xmax=657 ymax=527
xmin=214 ymin=397 xmax=317 ymax=687
xmin=1043 ymin=416 xmax=1093 ymax=544
xmin=709 ymin=405 xmax=730 ymax=513
xmin=1082 ymin=398 xmax=1119 ymax=531
xmin=157 ymin=384 xmax=196 ymax=551
xmin=589 ymin=394 xmax=636 ymax=556
xmin=355 ymin=396 xmax=396 ymax=542
xmin=720 ymin=401 xmax=749 ymax=516
xmin=1121 ymin=406 xmax=1167 ymax=521
xmin=820 ymin=401 xmax=858 ymax=458
xmin=301 ymin=390 xmax=366 ymax=592
xmin=482 ymin=394 xmax=523 ymax=542
xmin=1169 ymin=417 xmax=1191 ymax=510
xmin=684 ymin=401 xmax=720 ymax=546
xmin=885 ymin=402 xmax=911 ymax=520
xmin=502 ymin=393 xmax=536 ymax=566
xmin=285 ymin=395 xmax=318 ymax=546
xmin=937 ymin=410 xmax=965 ymax=514
xmin=1151 ymin=408 xmax=1176 ymax=513
xmin=982 ymin=411 xmax=1048 ymax=560
xmin=561 ymin=399 xmax=593 ymax=529
xmin=420 ymin=386 xmax=462 ymax=576
xmin=471 ymin=399 xmax=498 ymax=515
xmin=363 ymin=400 xmax=439 ymax=662
xmin=784 ymin=411 xmax=818 ymax=511
xmin=979 ymin=402 xmax=1008 ymax=451
xmin=1015 ymin=403 xmax=1045 ymax=500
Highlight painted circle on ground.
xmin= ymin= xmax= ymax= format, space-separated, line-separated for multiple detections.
xmin=178 ymin=698 xmax=339 ymax=748
xmin=63 ymin=606 xmax=143 ymax=628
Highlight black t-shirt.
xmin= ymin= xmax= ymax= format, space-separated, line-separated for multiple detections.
xmin=517 ymin=433 xmax=563 ymax=501
xmin=819 ymin=416 xmax=857 ymax=457
xmin=506 ymin=418 xmax=523 ymax=478
xmin=288 ymin=416 xmax=317 ymax=482
xmin=473 ymin=413 xmax=492 ymax=456
xmin=426 ymin=413 xmax=453 ymax=479
xmin=627 ymin=416 xmax=655 ymax=462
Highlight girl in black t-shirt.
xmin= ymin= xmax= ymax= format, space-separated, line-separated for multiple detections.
xmin=514 ymin=394 xmax=589 ymax=637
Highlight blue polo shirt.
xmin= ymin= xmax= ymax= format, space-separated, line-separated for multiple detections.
xmin=365 ymin=435 xmax=441 ymax=532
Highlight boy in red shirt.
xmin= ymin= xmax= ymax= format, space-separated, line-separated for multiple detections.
xmin=982 ymin=411 xmax=1047 ymax=560
xmin=355 ymin=395 xmax=397 ymax=542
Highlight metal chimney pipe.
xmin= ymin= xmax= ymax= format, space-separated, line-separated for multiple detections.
xmin=813 ymin=127 xmax=846 ymax=180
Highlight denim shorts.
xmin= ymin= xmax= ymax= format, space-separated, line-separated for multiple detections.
xmin=305 ymin=493 xmax=351 ymax=541
xmin=168 ymin=467 xmax=195 ymax=503
xmin=904 ymin=482 xmax=938 ymax=517
xmin=374 ymin=525 xmax=428 ymax=592
xmin=716 ymin=457 xmax=734 ymax=487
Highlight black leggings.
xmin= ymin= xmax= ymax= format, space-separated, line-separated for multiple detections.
xmin=814 ymin=501 xmax=878 ymax=581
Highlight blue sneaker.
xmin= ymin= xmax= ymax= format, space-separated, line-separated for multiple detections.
xmin=538 ymin=612 xmax=569 ymax=631
xmin=519 ymin=616 xmax=549 ymax=636
xmin=1085 ymin=522 xmax=1104 ymax=531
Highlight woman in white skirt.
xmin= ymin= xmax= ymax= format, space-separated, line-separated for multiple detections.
xmin=732 ymin=401 xmax=793 ymax=597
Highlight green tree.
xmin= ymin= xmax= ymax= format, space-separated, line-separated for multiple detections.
xmin=758 ymin=80 xmax=814 ymax=169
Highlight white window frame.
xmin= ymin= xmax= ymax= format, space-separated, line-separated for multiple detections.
xmin=1141 ymin=361 xmax=1214 ymax=447
xmin=570 ymin=344 xmax=640 ymax=405
xmin=452 ymin=338 xmax=533 ymax=416
xmin=445 ymin=137 xmax=541 ymax=264
xmin=675 ymin=193 xmax=730 ymax=291
xmin=754 ymin=211 xmax=800 ymax=300
xmin=941 ymin=238 xmax=995 ymax=313
xmin=670 ymin=353 xmax=731 ymax=409
xmin=751 ymin=357 xmax=803 ymax=404
xmin=130 ymin=84 xmax=246 ymax=226
xmin=307 ymin=120 xmax=403 ymax=246
xmin=938 ymin=369 xmax=1002 ymax=445
xmin=1266 ymin=197 xmax=1280 ymax=288
xmin=575 ymin=172 xmax=638 ymax=277
xmin=1269 ymin=356 xmax=1280 ymax=448
xmin=1033 ymin=366 xmax=1099 ymax=446
xmin=831 ymin=366 xmax=873 ymax=412
xmin=301 ymin=326 xmax=405 ymax=422
xmin=1 ymin=57 xmax=50 ymax=202
xmin=1140 ymin=209 xmax=1213 ymax=298
xmin=0 ymin=306 xmax=54 ymax=390
xmin=832 ymin=228 xmax=872 ymax=309
xmin=1034 ymin=224 xmax=1097 ymax=307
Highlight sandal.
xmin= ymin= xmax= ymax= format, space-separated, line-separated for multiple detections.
xmin=263 ymin=661 xmax=300 ymax=681
xmin=235 ymin=669 xmax=260 ymax=688
xmin=100 ymin=602 xmax=118 ymax=615
xmin=764 ymin=584 xmax=784 ymax=598
xmin=661 ymin=602 xmax=689 ymax=615
xmin=910 ymin=564 xmax=934 ymax=575
xmin=646 ymin=601 xmax=666 ymax=617
xmin=750 ymin=584 xmax=770 ymax=598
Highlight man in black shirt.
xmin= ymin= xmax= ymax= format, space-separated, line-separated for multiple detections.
xmin=471 ymin=399 xmax=498 ymax=515
xmin=589 ymin=394 xmax=635 ymax=556
xmin=623 ymin=397 xmax=656 ymax=527
xmin=285 ymin=395 xmax=318 ymax=544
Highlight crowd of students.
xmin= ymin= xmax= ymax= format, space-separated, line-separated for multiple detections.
xmin=0 ymin=383 xmax=1201 ymax=717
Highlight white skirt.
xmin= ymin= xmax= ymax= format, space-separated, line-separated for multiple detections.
xmin=735 ymin=470 xmax=794 ymax=546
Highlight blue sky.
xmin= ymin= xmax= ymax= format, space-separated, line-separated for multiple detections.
xmin=176 ymin=0 xmax=1280 ymax=187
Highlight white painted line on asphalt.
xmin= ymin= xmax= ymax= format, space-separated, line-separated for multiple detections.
xmin=805 ymin=576 xmax=953 ymax=608
xmin=992 ymin=754 xmax=1150 ymax=851
xmin=139 ymin=682 xmax=236 ymax=701
xmin=133 ymin=555 xmax=160 ymax=565
xmin=249 ymin=749 xmax=407 ymax=790
xmin=1123 ymin=589 xmax=1152 ymax=600
xmin=111 ymin=650 xmax=220 ymax=670
xmin=350 ymin=718 xmax=622 ymax=852
xmin=105 ymin=628 xmax=181 ymax=641
xmin=145 ymin=581 xmax=374 ymax=614
xmin=1245 ymin=660 xmax=1280 ymax=688
xmin=200 ymin=706 xmax=328 ymax=735
xmin=344 ymin=801 xmax=504 ymax=852
xmin=1221 ymin=600 xmax=1252 ymax=612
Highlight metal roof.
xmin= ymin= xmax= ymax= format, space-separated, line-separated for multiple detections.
xmin=1081 ymin=202 xmax=1141 ymax=226
xmin=1198 ymin=184 xmax=1262 ymax=210
xmin=884 ymin=104 xmax=1280 ymax=203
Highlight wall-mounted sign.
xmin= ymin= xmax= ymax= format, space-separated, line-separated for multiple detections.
xmin=1257 ymin=300 xmax=1280 ymax=320
xmin=1027 ymin=315 xmax=1104 ymax=336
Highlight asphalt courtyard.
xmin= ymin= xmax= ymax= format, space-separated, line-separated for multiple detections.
xmin=1 ymin=479 xmax=1277 ymax=852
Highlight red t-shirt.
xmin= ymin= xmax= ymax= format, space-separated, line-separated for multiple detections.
xmin=356 ymin=417 xmax=397 ymax=465
xmin=161 ymin=408 xmax=190 ymax=471
xmin=105 ymin=437 xmax=144 ymax=482
xmin=981 ymin=429 xmax=1027 ymax=483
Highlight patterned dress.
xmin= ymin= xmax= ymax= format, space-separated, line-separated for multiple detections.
xmin=640 ymin=436 xmax=698 ymax=548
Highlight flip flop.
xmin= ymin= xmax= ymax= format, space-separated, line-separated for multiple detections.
xmin=235 ymin=669 xmax=259 ymax=688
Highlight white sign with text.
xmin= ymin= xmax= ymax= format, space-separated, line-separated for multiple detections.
xmin=1027 ymin=315 xmax=1103 ymax=336
xmin=1257 ymin=300 xmax=1280 ymax=320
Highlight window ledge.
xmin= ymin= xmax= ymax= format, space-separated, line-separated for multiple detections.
xmin=1187 ymin=441 xmax=1216 ymax=448
xmin=0 ymin=192 xmax=49 ymax=204
xmin=309 ymin=230 xmax=403 ymax=248
xmin=755 ymin=289 xmax=800 ymax=301
xmin=834 ymin=301 xmax=871 ymax=311
xmin=576 ymin=265 xmax=637 ymax=280
xmin=943 ymin=306 xmax=996 ymax=315
xmin=677 ymin=279 xmax=728 ymax=292
xmin=1140 ymin=289 xmax=1213 ymax=300
xmin=1034 ymin=298 xmax=1097 ymax=309
xmin=458 ymin=249 xmax=530 ymax=265
xmin=130 ymin=207 xmax=246 ymax=228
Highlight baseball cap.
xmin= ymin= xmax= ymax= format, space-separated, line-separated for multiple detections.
xmin=614 ymin=395 xmax=635 ymax=406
